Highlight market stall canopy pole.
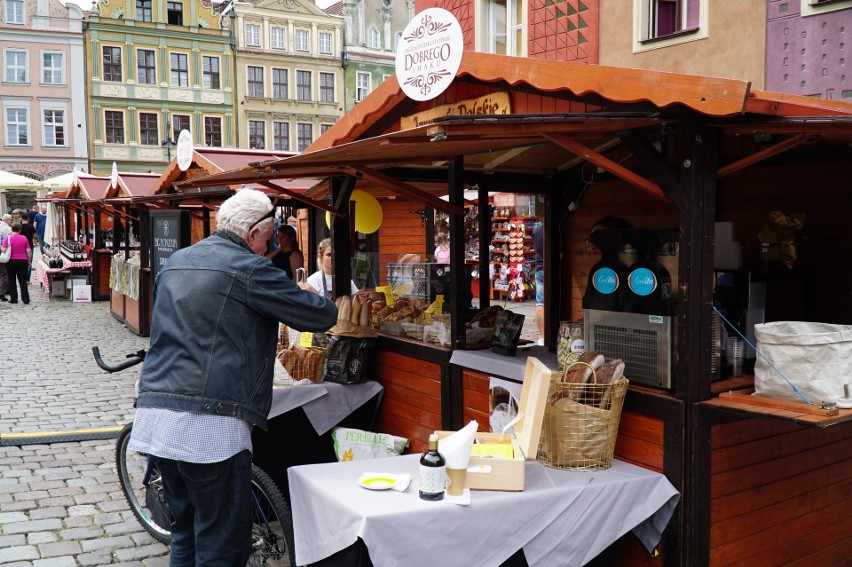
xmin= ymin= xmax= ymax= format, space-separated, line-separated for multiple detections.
xmin=257 ymin=181 xmax=341 ymax=216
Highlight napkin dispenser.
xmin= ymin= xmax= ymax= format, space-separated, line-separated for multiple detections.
xmin=437 ymin=357 xmax=552 ymax=491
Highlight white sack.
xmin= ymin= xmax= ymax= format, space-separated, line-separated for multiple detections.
xmin=753 ymin=321 xmax=852 ymax=405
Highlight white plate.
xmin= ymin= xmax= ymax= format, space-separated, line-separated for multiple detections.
xmin=357 ymin=474 xmax=400 ymax=490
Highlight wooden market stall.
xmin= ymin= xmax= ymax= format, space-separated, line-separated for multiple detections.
xmin=113 ymin=147 xmax=316 ymax=336
xmin=178 ymin=52 xmax=852 ymax=566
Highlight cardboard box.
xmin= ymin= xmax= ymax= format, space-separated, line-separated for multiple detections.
xmin=50 ymin=278 xmax=66 ymax=297
xmin=437 ymin=356 xmax=552 ymax=491
xmin=72 ymin=284 xmax=92 ymax=303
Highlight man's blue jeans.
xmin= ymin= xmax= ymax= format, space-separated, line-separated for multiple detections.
xmin=155 ymin=450 xmax=253 ymax=566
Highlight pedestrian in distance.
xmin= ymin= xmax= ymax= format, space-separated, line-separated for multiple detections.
xmin=128 ymin=188 xmax=338 ymax=566
xmin=1 ymin=223 xmax=32 ymax=304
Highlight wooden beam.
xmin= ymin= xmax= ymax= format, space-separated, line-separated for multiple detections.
xmin=716 ymin=133 xmax=808 ymax=179
xmin=542 ymin=132 xmax=669 ymax=202
xmin=344 ymin=166 xmax=464 ymax=215
xmin=618 ymin=130 xmax=687 ymax=213
xmin=717 ymin=390 xmax=838 ymax=416
xmin=257 ymin=181 xmax=342 ymax=216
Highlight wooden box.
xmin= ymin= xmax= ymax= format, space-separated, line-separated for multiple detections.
xmin=438 ymin=356 xmax=551 ymax=491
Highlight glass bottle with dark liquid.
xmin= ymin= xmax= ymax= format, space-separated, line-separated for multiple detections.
xmin=419 ymin=434 xmax=446 ymax=501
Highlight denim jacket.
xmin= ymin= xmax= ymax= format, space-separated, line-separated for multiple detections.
xmin=136 ymin=230 xmax=338 ymax=429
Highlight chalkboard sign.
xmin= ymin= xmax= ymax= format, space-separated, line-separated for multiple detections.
xmin=150 ymin=211 xmax=190 ymax=279
xmin=491 ymin=310 xmax=526 ymax=356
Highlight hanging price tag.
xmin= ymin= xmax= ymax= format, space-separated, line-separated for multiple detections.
xmin=375 ymin=285 xmax=394 ymax=306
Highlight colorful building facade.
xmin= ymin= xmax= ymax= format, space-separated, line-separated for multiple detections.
xmin=85 ymin=0 xmax=236 ymax=175
xmin=233 ymin=0 xmax=345 ymax=151
xmin=0 ymin=0 xmax=88 ymax=180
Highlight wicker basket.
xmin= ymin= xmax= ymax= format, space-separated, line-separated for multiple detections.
xmin=537 ymin=361 xmax=628 ymax=471
xmin=277 ymin=345 xmax=326 ymax=383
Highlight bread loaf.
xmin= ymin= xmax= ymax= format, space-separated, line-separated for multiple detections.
xmin=562 ymin=351 xmax=605 ymax=384
xmin=582 ymin=359 xmax=625 ymax=407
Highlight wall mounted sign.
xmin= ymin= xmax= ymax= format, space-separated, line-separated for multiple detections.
xmin=395 ymin=8 xmax=463 ymax=102
xmin=150 ymin=210 xmax=190 ymax=279
xmin=400 ymin=92 xmax=512 ymax=129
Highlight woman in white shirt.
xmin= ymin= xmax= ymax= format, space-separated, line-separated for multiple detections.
xmin=304 ymin=238 xmax=358 ymax=299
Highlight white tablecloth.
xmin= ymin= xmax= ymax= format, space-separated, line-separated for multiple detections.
xmin=269 ymin=381 xmax=384 ymax=435
xmin=289 ymin=454 xmax=679 ymax=566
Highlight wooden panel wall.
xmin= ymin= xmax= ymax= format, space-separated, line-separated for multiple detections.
xmin=376 ymin=199 xmax=427 ymax=285
xmin=709 ymin=418 xmax=852 ymax=565
xmin=369 ymin=350 xmax=442 ymax=454
xmin=461 ymin=369 xmax=491 ymax=427
xmin=614 ymin=411 xmax=665 ymax=473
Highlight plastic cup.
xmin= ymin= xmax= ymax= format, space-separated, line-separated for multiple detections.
xmin=727 ymin=337 xmax=744 ymax=376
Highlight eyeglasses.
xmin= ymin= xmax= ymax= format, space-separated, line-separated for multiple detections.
xmin=248 ymin=209 xmax=275 ymax=231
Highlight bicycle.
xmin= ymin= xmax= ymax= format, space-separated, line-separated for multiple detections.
xmin=94 ymin=347 xmax=296 ymax=567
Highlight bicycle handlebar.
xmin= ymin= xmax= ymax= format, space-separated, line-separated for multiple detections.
xmin=92 ymin=346 xmax=147 ymax=373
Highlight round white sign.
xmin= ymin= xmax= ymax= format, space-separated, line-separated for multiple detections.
xmin=176 ymin=129 xmax=193 ymax=172
xmin=110 ymin=162 xmax=118 ymax=189
xmin=395 ymin=8 xmax=463 ymax=102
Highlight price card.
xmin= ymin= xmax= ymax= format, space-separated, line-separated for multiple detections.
xmin=375 ymin=285 xmax=394 ymax=306
xmin=299 ymin=332 xmax=314 ymax=347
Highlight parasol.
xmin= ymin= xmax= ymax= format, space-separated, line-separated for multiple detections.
xmin=43 ymin=201 xmax=62 ymax=248
xmin=0 ymin=170 xmax=41 ymax=190
xmin=41 ymin=171 xmax=78 ymax=192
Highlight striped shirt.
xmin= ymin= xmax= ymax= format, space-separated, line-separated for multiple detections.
xmin=128 ymin=407 xmax=252 ymax=463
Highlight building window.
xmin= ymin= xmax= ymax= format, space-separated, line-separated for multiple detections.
xmin=367 ymin=27 xmax=380 ymax=49
xmin=319 ymin=72 xmax=334 ymax=102
xmin=137 ymin=49 xmax=156 ymax=84
xmin=139 ymin=112 xmax=158 ymax=145
xmin=204 ymin=116 xmax=222 ymax=147
xmin=172 ymin=114 xmax=190 ymax=141
xmin=136 ymin=0 xmax=152 ymax=22
xmin=102 ymin=46 xmax=122 ymax=82
xmin=319 ymin=32 xmax=333 ymax=54
xmin=246 ymin=24 xmax=261 ymax=47
xmin=272 ymin=68 xmax=288 ymax=99
xmin=487 ymin=0 xmax=523 ymax=56
xmin=5 ymin=50 xmax=27 ymax=83
xmin=170 ymin=53 xmax=189 ymax=87
xmin=249 ymin=120 xmax=265 ymax=149
xmin=273 ymin=122 xmax=289 ymax=151
xmin=356 ymin=72 xmax=370 ymax=101
xmin=43 ymin=109 xmax=65 ymax=146
xmin=296 ymin=70 xmax=311 ymax=100
xmin=203 ymin=56 xmax=220 ymax=90
xmin=6 ymin=108 xmax=28 ymax=145
xmin=104 ymin=110 xmax=125 ymax=144
xmin=321 ymin=123 xmax=332 ymax=135
xmin=296 ymin=29 xmax=309 ymax=52
xmin=394 ymin=32 xmax=403 ymax=51
xmin=271 ymin=27 xmax=286 ymax=49
xmin=247 ymin=66 xmax=264 ymax=97
xmin=642 ymin=0 xmax=700 ymax=40
xmin=5 ymin=0 xmax=23 ymax=24
xmin=297 ymin=122 xmax=312 ymax=151
xmin=42 ymin=52 xmax=64 ymax=85
xmin=167 ymin=1 xmax=183 ymax=25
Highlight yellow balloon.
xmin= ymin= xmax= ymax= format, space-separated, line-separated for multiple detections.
xmin=351 ymin=190 xmax=383 ymax=234
xmin=325 ymin=190 xmax=383 ymax=234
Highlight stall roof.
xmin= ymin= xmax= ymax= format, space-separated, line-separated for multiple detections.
xmin=115 ymin=172 xmax=161 ymax=198
xmin=178 ymin=52 xmax=852 ymax=208
xmin=68 ymin=173 xmax=112 ymax=201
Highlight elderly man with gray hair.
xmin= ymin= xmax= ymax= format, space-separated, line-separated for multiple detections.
xmin=129 ymin=188 xmax=338 ymax=565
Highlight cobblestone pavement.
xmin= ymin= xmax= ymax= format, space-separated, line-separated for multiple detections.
xmin=0 ymin=256 xmax=167 ymax=566
xmin=0 ymin=254 xmax=543 ymax=566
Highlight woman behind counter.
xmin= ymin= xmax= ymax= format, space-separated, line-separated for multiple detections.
xmin=305 ymin=238 xmax=359 ymax=299
xmin=265 ymin=224 xmax=304 ymax=280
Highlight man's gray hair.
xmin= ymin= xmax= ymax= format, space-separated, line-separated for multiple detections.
xmin=216 ymin=189 xmax=273 ymax=238
xmin=2 ymin=214 xmax=10 ymax=222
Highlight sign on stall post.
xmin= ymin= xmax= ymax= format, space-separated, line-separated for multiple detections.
xmin=395 ymin=8 xmax=463 ymax=102
xmin=150 ymin=211 xmax=191 ymax=279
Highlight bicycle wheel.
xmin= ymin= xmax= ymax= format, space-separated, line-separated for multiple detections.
xmin=115 ymin=423 xmax=172 ymax=544
xmin=248 ymin=464 xmax=296 ymax=567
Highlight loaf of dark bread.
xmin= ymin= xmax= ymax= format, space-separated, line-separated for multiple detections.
xmin=583 ymin=359 xmax=625 ymax=407
xmin=562 ymin=351 xmax=605 ymax=384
